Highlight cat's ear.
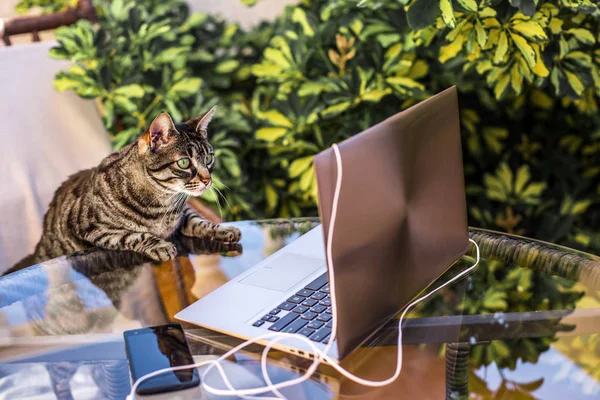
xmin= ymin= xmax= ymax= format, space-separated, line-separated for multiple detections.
xmin=185 ymin=105 xmax=217 ymax=136
xmin=139 ymin=112 xmax=175 ymax=154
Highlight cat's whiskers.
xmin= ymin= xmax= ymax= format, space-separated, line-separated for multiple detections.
xmin=209 ymin=186 xmax=224 ymax=219
xmin=212 ymin=185 xmax=232 ymax=214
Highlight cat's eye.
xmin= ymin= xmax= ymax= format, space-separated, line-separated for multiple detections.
xmin=177 ymin=158 xmax=191 ymax=169
xmin=205 ymin=153 xmax=214 ymax=166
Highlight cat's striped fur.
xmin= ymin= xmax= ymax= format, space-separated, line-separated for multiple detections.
xmin=10 ymin=107 xmax=240 ymax=272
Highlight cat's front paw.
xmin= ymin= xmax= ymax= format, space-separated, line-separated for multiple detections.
xmin=214 ymin=225 xmax=242 ymax=243
xmin=146 ymin=241 xmax=177 ymax=262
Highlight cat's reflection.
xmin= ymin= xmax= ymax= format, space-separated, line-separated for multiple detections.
xmin=25 ymin=236 xmax=242 ymax=337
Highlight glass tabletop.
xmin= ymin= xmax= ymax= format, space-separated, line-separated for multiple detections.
xmin=0 ymin=218 xmax=599 ymax=399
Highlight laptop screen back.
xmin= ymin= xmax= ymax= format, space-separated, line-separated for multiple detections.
xmin=313 ymin=86 xmax=469 ymax=359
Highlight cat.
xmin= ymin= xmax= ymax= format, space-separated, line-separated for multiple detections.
xmin=8 ymin=106 xmax=241 ymax=273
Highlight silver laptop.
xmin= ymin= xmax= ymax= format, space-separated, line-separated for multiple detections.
xmin=175 ymin=86 xmax=469 ymax=362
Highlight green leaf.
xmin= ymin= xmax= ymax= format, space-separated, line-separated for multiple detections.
xmin=439 ymin=0 xmax=456 ymax=29
xmin=511 ymin=21 xmax=547 ymax=42
xmin=291 ymin=8 xmax=315 ymax=37
xmin=520 ymin=182 xmax=547 ymax=198
xmin=572 ymin=200 xmax=592 ymax=215
xmin=53 ymin=76 xmax=81 ymax=92
xmin=515 ymin=165 xmax=531 ymax=194
xmin=564 ymin=70 xmax=585 ymax=96
xmin=261 ymin=110 xmax=294 ymax=128
xmin=510 ymin=32 xmax=537 ymax=68
xmin=215 ymin=60 xmax=240 ymax=74
xmin=113 ymin=84 xmax=145 ymax=98
xmin=456 ymin=0 xmax=478 ymax=12
xmin=321 ymin=101 xmax=352 ymax=118
xmin=265 ymin=184 xmax=278 ymax=211
xmin=154 ymin=47 xmax=188 ymax=64
xmin=482 ymin=289 xmax=508 ymax=311
xmin=567 ymin=28 xmax=596 ymax=45
xmin=180 ymin=13 xmax=208 ymax=32
xmin=169 ymin=78 xmax=202 ymax=97
xmin=256 ymin=127 xmax=288 ymax=141
xmin=113 ymin=95 xmax=137 ymax=112
xmin=494 ymin=31 xmax=508 ymax=64
xmin=289 ymin=156 xmax=313 ymax=178
xmin=406 ymin=0 xmax=440 ymax=30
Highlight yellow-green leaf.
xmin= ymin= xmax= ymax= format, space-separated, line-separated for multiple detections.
xmin=386 ymin=76 xmax=424 ymax=90
xmin=114 ymin=84 xmax=145 ymax=98
xmin=53 ymin=76 xmax=81 ymax=92
xmin=564 ymin=70 xmax=585 ymax=96
xmin=515 ymin=165 xmax=531 ymax=195
xmin=215 ymin=60 xmax=239 ymax=74
xmin=494 ymin=74 xmax=510 ymax=99
xmin=531 ymin=44 xmax=550 ymax=77
xmin=292 ymin=8 xmax=315 ymax=37
xmin=260 ymin=110 xmax=293 ymax=128
xmin=439 ymin=0 xmax=456 ymax=28
xmin=299 ymin=167 xmax=315 ymax=191
xmin=321 ymin=101 xmax=352 ymax=117
xmin=475 ymin=21 xmax=487 ymax=47
xmin=439 ymin=37 xmax=464 ymax=63
xmin=168 ymin=78 xmax=202 ymax=97
xmin=362 ymin=88 xmax=392 ymax=102
xmin=549 ymin=18 xmax=563 ymax=34
xmin=265 ymin=184 xmax=278 ymax=211
xmin=289 ymin=156 xmax=313 ymax=178
xmin=457 ymin=0 xmax=477 ymax=11
xmin=494 ymin=31 xmax=508 ymax=64
xmin=264 ymin=48 xmax=291 ymax=68
xmin=498 ymin=163 xmax=514 ymax=193
xmin=511 ymin=64 xmax=524 ymax=94
xmin=511 ymin=21 xmax=548 ymax=42
xmin=510 ymin=32 xmax=537 ymax=68
xmin=572 ymin=200 xmax=592 ymax=215
xmin=567 ymin=28 xmax=596 ymax=45
xmin=256 ymin=127 xmax=288 ymax=141
xmin=251 ymin=63 xmax=283 ymax=77
xmin=521 ymin=182 xmax=547 ymax=198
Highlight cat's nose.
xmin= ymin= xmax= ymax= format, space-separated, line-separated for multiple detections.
xmin=201 ymin=177 xmax=211 ymax=186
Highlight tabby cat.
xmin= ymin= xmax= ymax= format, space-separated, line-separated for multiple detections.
xmin=10 ymin=106 xmax=240 ymax=271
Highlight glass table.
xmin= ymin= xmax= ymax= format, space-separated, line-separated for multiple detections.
xmin=0 ymin=218 xmax=599 ymax=399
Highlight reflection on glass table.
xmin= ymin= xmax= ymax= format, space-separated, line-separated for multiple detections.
xmin=0 ymin=218 xmax=598 ymax=399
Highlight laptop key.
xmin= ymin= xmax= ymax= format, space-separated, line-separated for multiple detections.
xmin=278 ymin=302 xmax=296 ymax=311
xmin=311 ymin=305 xmax=326 ymax=314
xmin=292 ymin=305 xmax=309 ymax=314
xmin=319 ymin=298 xmax=332 ymax=307
xmin=287 ymin=295 xmax=304 ymax=304
xmin=267 ymin=315 xmax=280 ymax=322
xmin=296 ymin=289 xmax=314 ymax=297
xmin=320 ymin=285 xmax=330 ymax=294
xmin=325 ymin=321 xmax=333 ymax=328
xmin=253 ymin=320 xmax=265 ymax=327
xmin=305 ymin=273 xmax=328 ymax=291
xmin=269 ymin=309 xmax=281 ymax=315
xmin=299 ymin=327 xmax=316 ymax=337
xmin=307 ymin=320 xmax=324 ymax=329
xmin=301 ymin=311 xmax=317 ymax=320
xmin=311 ymin=292 xmax=326 ymax=300
xmin=325 ymin=307 xmax=332 ymax=314
xmin=317 ymin=313 xmax=332 ymax=322
xmin=302 ymin=299 xmax=318 ymax=307
xmin=281 ymin=319 xmax=308 ymax=333
xmin=261 ymin=315 xmax=272 ymax=321
xmin=310 ymin=327 xmax=331 ymax=342
xmin=321 ymin=334 xmax=331 ymax=343
xmin=269 ymin=313 xmax=299 ymax=332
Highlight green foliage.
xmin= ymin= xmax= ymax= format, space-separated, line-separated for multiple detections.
xmin=15 ymin=0 xmax=77 ymax=15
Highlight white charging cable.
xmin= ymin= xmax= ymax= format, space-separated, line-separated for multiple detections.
xmin=127 ymin=143 xmax=481 ymax=399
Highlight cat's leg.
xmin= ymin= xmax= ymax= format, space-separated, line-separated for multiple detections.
xmin=179 ymin=206 xmax=241 ymax=242
xmin=83 ymin=229 xmax=177 ymax=261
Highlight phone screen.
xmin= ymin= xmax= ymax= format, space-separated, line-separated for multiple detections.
xmin=124 ymin=324 xmax=200 ymax=395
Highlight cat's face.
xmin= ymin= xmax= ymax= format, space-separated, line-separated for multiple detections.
xmin=137 ymin=107 xmax=217 ymax=196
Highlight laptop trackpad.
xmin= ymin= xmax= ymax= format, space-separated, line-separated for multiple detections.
xmin=238 ymin=253 xmax=325 ymax=292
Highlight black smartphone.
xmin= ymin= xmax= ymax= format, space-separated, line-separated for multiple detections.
xmin=124 ymin=324 xmax=200 ymax=395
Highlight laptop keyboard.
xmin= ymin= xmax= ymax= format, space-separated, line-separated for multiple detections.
xmin=252 ymin=273 xmax=333 ymax=343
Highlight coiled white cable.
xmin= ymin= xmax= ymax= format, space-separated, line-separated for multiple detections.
xmin=128 ymin=143 xmax=480 ymax=399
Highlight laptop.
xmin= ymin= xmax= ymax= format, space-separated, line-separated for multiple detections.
xmin=175 ymin=86 xmax=469 ymax=362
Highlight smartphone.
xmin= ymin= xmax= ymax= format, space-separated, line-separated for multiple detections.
xmin=124 ymin=324 xmax=200 ymax=395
